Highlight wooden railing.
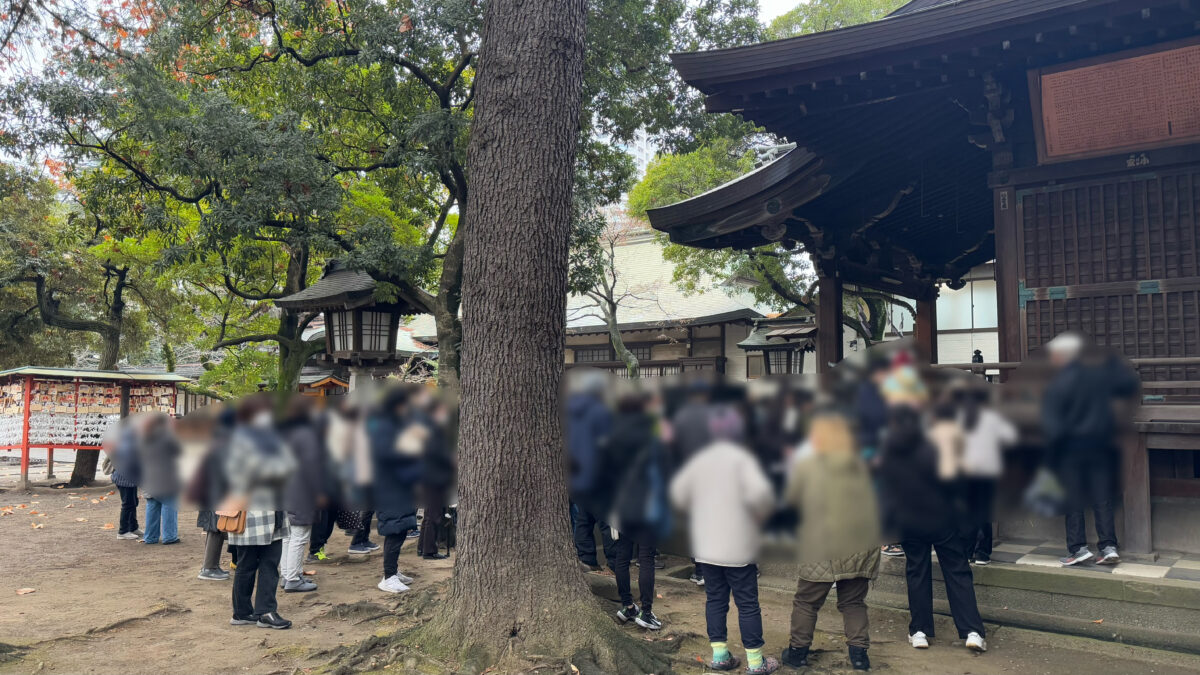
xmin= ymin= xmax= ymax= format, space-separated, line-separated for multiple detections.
xmin=564 ymin=356 xmax=725 ymax=377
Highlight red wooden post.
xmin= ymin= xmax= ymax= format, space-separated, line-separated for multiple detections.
xmin=915 ymin=292 xmax=939 ymax=364
xmin=19 ymin=375 xmax=32 ymax=490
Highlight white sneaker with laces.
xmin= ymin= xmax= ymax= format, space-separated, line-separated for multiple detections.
xmin=966 ymin=632 xmax=987 ymax=652
xmin=394 ymin=571 xmax=414 ymax=584
xmin=909 ymin=631 xmax=930 ymax=649
xmin=1097 ymin=546 xmax=1120 ymax=565
xmin=377 ymin=575 xmax=410 ymax=594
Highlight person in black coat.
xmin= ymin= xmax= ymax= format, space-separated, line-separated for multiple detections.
xmin=370 ymin=387 xmax=424 ymax=594
xmin=876 ymin=371 xmax=986 ymax=654
xmin=1042 ymin=333 xmax=1139 ymax=566
xmin=195 ymin=408 xmax=236 ymax=580
xmin=417 ymin=395 xmax=455 ymax=560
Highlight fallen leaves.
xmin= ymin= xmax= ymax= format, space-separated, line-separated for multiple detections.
xmin=1093 ymin=619 xmax=1104 ymax=624
xmin=64 ymin=504 xmax=73 ymax=509
xmin=31 ymin=522 xmax=43 ymax=529
xmin=101 ymin=523 xmax=115 ymax=530
xmin=28 ymin=511 xmax=39 ymax=516
xmin=90 ymin=499 xmax=99 ymax=504
xmin=106 ymin=490 xmax=115 ymax=496
xmin=75 ymin=518 xmax=88 ymax=522
xmin=15 ymin=588 xmax=35 ymax=595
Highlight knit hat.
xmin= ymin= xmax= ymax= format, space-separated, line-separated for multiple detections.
xmin=881 ymin=365 xmax=928 ymax=406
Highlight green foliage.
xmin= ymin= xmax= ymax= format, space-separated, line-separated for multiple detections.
xmin=626 ymin=138 xmax=756 ymax=218
xmin=766 ymin=0 xmax=907 ymax=40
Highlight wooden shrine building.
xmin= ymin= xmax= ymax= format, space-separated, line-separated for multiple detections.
xmin=647 ymin=0 xmax=1200 ymax=554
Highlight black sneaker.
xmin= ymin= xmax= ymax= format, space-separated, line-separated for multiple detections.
xmin=615 ymin=604 xmax=639 ymax=623
xmin=849 ymin=645 xmax=870 ymax=671
xmin=422 ymin=552 xmax=449 ymax=560
xmin=781 ymin=646 xmax=809 ymax=668
xmin=229 ymin=615 xmax=258 ymax=626
xmin=256 ymin=612 xmax=292 ymax=630
xmin=635 ymin=609 xmax=662 ymax=630
xmin=688 ymin=573 xmax=705 ymax=586
xmin=364 ymin=540 xmax=381 ymax=551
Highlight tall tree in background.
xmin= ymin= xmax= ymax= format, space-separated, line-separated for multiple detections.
xmin=765 ymin=0 xmax=906 ymax=40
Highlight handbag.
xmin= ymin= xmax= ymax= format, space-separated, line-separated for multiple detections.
xmin=335 ymin=508 xmax=365 ymax=532
xmin=216 ymin=509 xmax=246 ymax=534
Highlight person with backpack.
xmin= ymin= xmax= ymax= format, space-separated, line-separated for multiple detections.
xmin=566 ymin=369 xmax=617 ymax=572
xmin=607 ymin=392 xmax=669 ymax=631
xmin=671 ymin=405 xmax=779 ymax=674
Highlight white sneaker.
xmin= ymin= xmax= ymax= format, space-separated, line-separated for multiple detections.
xmin=394 ymin=571 xmax=414 ymax=584
xmin=377 ymin=575 xmax=410 ymax=594
xmin=909 ymin=631 xmax=930 ymax=649
xmin=117 ymin=532 xmax=139 ymax=540
xmin=966 ymin=631 xmax=987 ymax=652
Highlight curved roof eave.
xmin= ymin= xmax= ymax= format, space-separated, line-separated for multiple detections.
xmin=669 ymin=0 xmax=1121 ymax=94
xmin=646 ymin=146 xmax=828 ymax=245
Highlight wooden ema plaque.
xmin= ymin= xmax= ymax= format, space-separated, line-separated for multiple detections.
xmin=1032 ymin=38 xmax=1200 ymax=163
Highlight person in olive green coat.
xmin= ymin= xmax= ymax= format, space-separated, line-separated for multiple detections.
xmin=782 ymin=412 xmax=881 ymax=671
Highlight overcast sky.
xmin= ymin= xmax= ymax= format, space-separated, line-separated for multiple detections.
xmin=758 ymin=0 xmax=797 ymax=23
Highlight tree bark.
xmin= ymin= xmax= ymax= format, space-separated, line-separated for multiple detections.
xmin=434 ymin=224 xmax=466 ymax=400
xmin=427 ymin=0 xmax=657 ymax=667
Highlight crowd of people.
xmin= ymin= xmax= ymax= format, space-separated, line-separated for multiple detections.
xmin=101 ymin=384 xmax=456 ymax=631
xmin=565 ymin=331 xmax=1138 ymax=673
xmin=97 ymin=329 xmax=1135 ymax=669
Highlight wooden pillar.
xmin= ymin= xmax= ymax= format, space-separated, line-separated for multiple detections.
xmin=915 ymin=291 xmax=938 ymax=364
xmin=994 ymin=186 xmax=1021 ymax=376
xmin=816 ymin=272 xmax=843 ymax=372
xmin=1122 ymin=431 xmax=1153 ymax=554
xmin=18 ymin=375 xmax=32 ymax=491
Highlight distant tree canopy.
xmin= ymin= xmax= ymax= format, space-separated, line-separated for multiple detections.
xmin=765 ymin=0 xmax=907 ymax=40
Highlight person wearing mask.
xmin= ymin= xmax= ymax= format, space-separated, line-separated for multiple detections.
xmin=876 ymin=366 xmax=987 ymax=653
xmin=782 ymin=412 xmax=880 ymax=671
xmin=1042 ymin=332 xmax=1139 ymax=567
xmin=139 ymin=414 xmax=182 ymax=545
xmin=225 ymin=395 xmax=296 ymax=629
xmin=279 ymin=397 xmax=327 ymax=593
xmin=371 ymin=387 xmax=424 ymax=593
xmin=103 ymin=418 xmax=142 ymax=541
xmin=671 ymin=406 xmax=779 ymax=674
xmin=953 ymin=381 xmax=1018 ymax=566
xmin=194 ymin=408 xmax=236 ymax=580
xmin=607 ymin=393 xmax=668 ymax=631
xmin=670 ymin=380 xmax=715 ymax=585
xmin=566 ymin=369 xmax=617 ymax=573
xmin=418 ymin=395 xmax=455 ymax=560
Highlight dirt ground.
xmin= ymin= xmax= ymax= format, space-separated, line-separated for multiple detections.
xmin=2 ymin=483 xmax=1200 ymax=675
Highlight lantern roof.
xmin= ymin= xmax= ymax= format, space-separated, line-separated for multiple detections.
xmin=275 ymin=261 xmax=416 ymax=313
xmin=738 ymin=318 xmax=817 ymax=352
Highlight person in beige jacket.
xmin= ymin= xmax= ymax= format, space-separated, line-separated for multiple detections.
xmin=670 ymin=405 xmax=780 ymax=674
xmin=782 ymin=411 xmax=881 ymax=671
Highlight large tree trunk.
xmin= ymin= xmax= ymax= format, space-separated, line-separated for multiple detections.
xmin=434 ymin=226 xmax=466 ymax=399
xmin=422 ymin=0 xmax=663 ymax=669
xmin=67 ymin=332 xmax=118 ymax=486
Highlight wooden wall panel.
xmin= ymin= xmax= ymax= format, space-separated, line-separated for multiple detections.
xmin=1018 ymin=165 xmax=1200 ymax=386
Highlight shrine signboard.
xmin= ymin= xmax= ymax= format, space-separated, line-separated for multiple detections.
xmin=1030 ymin=37 xmax=1200 ymax=163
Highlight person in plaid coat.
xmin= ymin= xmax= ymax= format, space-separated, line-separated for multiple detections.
xmin=224 ymin=395 xmax=296 ymax=629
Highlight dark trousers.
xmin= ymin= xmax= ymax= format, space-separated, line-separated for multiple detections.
xmin=203 ymin=530 xmax=227 ymax=569
xmin=963 ymin=478 xmax=997 ymax=560
xmin=310 ymin=508 xmax=336 ymax=554
xmin=383 ymin=531 xmax=408 ymax=579
xmin=117 ymin=485 xmax=139 ymax=534
xmin=614 ymin=527 xmax=655 ymax=611
xmin=703 ymin=563 xmax=764 ymax=650
xmin=789 ymin=577 xmax=870 ymax=649
xmin=232 ymin=540 xmax=282 ymax=618
xmin=352 ymin=511 xmax=375 ymax=546
xmin=571 ymin=502 xmax=616 ymax=569
xmin=901 ymin=530 xmax=985 ymax=639
xmin=1060 ymin=448 xmax=1118 ymax=553
xmin=418 ymin=490 xmax=447 ymax=556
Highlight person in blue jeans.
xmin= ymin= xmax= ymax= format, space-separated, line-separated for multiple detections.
xmin=138 ymin=414 xmax=182 ymax=545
